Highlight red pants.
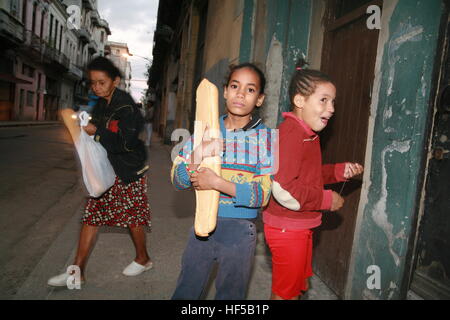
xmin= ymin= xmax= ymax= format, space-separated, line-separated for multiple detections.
xmin=264 ymin=224 xmax=313 ymax=299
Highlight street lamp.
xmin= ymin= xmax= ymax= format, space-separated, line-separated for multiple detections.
xmin=122 ymin=53 xmax=152 ymax=64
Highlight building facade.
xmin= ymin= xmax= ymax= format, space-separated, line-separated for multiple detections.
xmin=105 ymin=41 xmax=133 ymax=92
xmin=148 ymin=0 xmax=450 ymax=299
xmin=0 ymin=0 xmax=111 ymax=121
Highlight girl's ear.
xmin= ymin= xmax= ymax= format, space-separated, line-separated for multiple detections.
xmin=223 ymin=86 xmax=228 ymax=100
xmin=255 ymin=93 xmax=265 ymax=108
xmin=293 ymin=94 xmax=305 ymax=109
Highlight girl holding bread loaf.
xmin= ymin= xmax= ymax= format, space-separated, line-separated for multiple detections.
xmin=170 ymin=63 xmax=274 ymax=299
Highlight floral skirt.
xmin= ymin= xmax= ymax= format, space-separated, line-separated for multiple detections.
xmin=82 ymin=176 xmax=151 ymax=228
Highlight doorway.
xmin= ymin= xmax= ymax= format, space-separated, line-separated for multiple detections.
xmin=410 ymin=6 xmax=450 ymax=300
xmin=312 ymin=0 xmax=381 ymax=298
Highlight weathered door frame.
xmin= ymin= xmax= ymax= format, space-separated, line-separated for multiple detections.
xmin=315 ymin=0 xmax=382 ymax=298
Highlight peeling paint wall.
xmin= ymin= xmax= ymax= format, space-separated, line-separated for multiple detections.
xmin=347 ymin=0 xmax=444 ymax=300
xmin=245 ymin=0 xmax=312 ymax=128
xmin=263 ymin=36 xmax=283 ymax=128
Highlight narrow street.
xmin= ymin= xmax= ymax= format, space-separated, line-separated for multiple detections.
xmin=0 ymin=124 xmax=336 ymax=300
xmin=0 ymin=124 xmax=83 ymax=299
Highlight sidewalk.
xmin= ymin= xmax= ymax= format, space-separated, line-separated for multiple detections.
xmin=14 ymin=134 xmax=338 ymax=300
xmin=0 ymin=121 xmax=60 ymax=128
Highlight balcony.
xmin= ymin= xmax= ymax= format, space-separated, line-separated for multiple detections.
xmin=91 ymin=10 xmax=100 ymax=25
xmin=0 ymin=9 xmax=25 ymax=44
xmin=21 ymin=30 xmax=45 ymax=62
xmin=55 ymin=51 xmax=70 ymax=70
xmin=42 ymin=45 xmax=70 ymax=71
xmin=98 ymin=19 xmax=111 ymax=35
xmin=88 ymin=40 xmax=98 ymax=53
xmin=82 ymin=0 xmax=96 ymax=11
xmin=78 ymin=26 xmax=91 ymax=43
xmin=68 ymin=63 xmax=83 ymax=80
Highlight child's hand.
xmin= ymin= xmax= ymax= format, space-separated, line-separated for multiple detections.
xmin=330 ymin=191 xmax=344 ymax=211
xmin=189 ymin=127 xmax=223 ymax=167
xmin=344 ymin=162 xmax=364 ymax=179
xmin=83 ymin=123 xmax=97 ymax=135
xmin=190 ymin=167 xmax=220 ymax=191
xmin=200 ymin=137 xmax=223 ymax=159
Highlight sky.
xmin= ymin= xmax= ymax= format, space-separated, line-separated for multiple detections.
xmin=97 ymin=0 xmax=159 ymax=102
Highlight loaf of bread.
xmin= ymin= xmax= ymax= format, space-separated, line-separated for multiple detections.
xmin=193 ymin=79 xmax=221 ymax=237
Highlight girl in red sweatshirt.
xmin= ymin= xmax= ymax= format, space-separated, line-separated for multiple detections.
xmin=263 ymin=59 xmax=364 ymax=300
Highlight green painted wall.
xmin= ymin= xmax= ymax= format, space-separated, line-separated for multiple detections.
xmin=348 ymin=0 xmax=445 ymax=300
xmin=277 ymin=0 xmax=312 ymax=118
xmin=239 ymin=0 xmax=312 ymax=123
xmin=239 ymin=0 xmax=255 ymax=63
xmin=264 ymin=0 xmax=312 ymax=122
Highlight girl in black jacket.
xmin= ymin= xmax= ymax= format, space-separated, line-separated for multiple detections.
xmin=48 ymin=57 xmax=152 ymax=287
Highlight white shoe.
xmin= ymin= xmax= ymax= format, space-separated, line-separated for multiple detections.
xmin=47 ymin=272 xmax=85 ymax=287
xmin=122 ymin=261 xmax=153 ymax=276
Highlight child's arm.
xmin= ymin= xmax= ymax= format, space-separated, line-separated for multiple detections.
xmin=171 ymin=135 xmax=222 ymax=190
xmin=322 ymin=163 xmax=364 ymax=185
xmin=190 ymin=166 xmax=271 ymax=208
xmin=322 ymin=163 xmax=347 ymax=185
xmin=171 ymin=137 xmax=194 ymax=190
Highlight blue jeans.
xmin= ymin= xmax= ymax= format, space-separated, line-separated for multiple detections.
xmin=172 ymin=217 xmax=257 ymax=300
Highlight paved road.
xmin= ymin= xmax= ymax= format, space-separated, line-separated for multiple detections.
xmin=0 ymin=124 xmax=84 ymax=299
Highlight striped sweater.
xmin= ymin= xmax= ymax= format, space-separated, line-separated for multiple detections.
xmin=170 ymin=115 xmax=276 ymax=219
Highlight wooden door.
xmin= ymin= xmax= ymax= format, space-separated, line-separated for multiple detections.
xmin=410 ymin=8 xmax=450 ymax=299
xmin=313 ymin=0 xmax=381 ymax=298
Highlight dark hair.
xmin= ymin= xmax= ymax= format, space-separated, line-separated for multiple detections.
xmin=289 ymin=58 xmax=335 ymax=105
xmin=87 ymin=56 xmax=122 ymax=80
xmin=224 ymin=62 xmax=266 ymax=94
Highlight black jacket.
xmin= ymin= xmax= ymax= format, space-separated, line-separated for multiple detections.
xmin=92 ymin=88 xmax=148 ymax=184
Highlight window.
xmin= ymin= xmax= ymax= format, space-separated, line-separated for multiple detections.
xmin=31 ymin=2 xmax=37 ymax=34
xmin=59 ymin=25 xmax=63 ymax=52
xmin=39 ymin=9 xmax=44 ymax=38
xmin=49 ymin=14 xmax=53 ymax=41
xmin=22 ymin=64 xmax=35 ymax=78
xmin=54 ymin=20 xmax=59 ymax=48
xmin=26 ymin=91 xmax=34 ymax=107
xmin=22 ymin=0 xmax=27 ymax=23
xmin=10 ymin=0 xmax=19 ymax=18
xmin=101 ymin=31 xmax=105 ymax=43
xmin=19 ymin=89 xmax=25 ymax=112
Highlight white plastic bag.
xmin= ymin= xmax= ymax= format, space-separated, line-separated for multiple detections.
xmin=74 ymin=112 xmax=116 ymax=197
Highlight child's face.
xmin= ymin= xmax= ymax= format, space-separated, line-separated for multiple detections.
xmin=223 ymin=68 xmax=265 ymax=117
xmin=89 ymin=70 xmax=120 ymax=100
xmin=293 ymin=82 xmax=336 ymax=132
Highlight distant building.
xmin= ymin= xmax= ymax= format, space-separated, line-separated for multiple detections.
xmin=105 ymin=41 xmax=132 ymax=93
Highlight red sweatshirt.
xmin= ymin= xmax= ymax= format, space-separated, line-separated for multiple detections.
xmin=263 ymin=112 xmax=347 ymax=230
